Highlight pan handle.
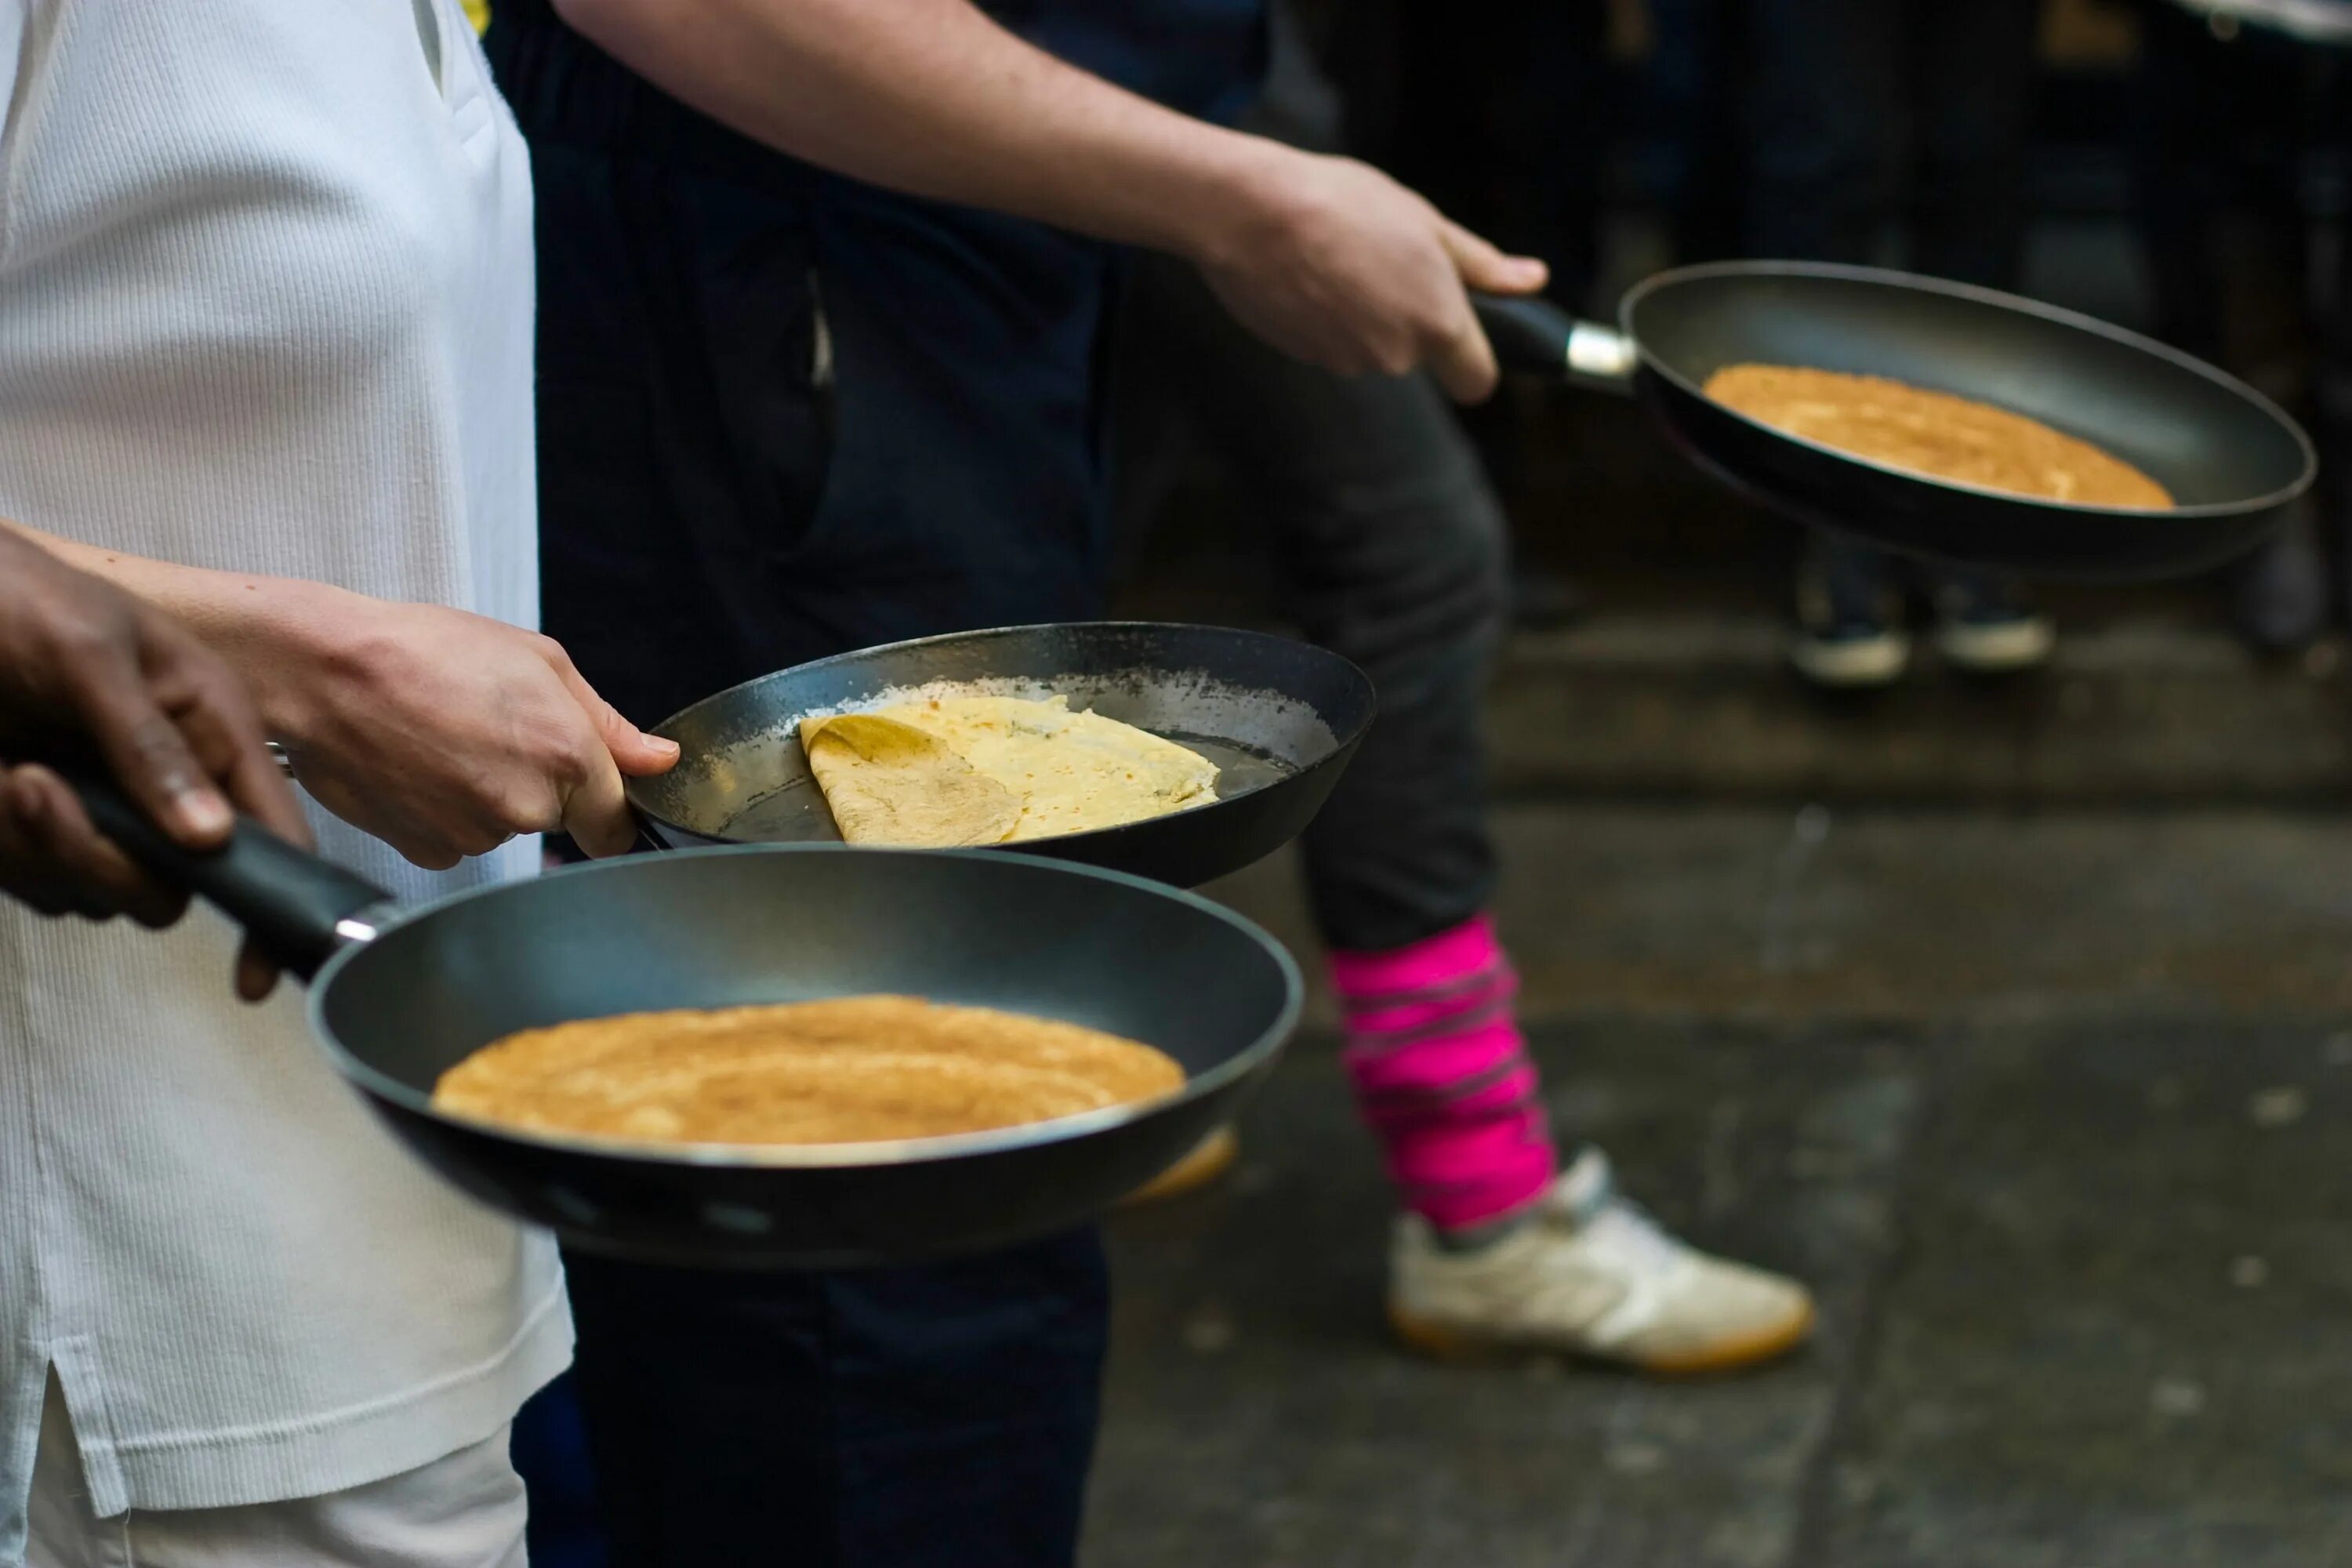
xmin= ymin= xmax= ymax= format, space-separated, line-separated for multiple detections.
xmin=1473 ymin=295 xmax=1638 ymax=394
xmin=50 ymin=764 xmax=394 ymax=982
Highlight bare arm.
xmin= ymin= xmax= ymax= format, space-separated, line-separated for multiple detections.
xmin=0 ymin=527 xmax=312 ymax=996
xmin=563 ymin=0 xmax=1261 ymax=255
xmin=3 ymin=520 xmax=677 ymax=866
xmin=554 ymin=0 xmax=1547 ymax=399
xmin=10 ymin=520 xmax=381 ymax=744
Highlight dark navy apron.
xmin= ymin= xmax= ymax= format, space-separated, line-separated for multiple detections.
xmin=484 ymin=5 xmax=1261 ymax=1565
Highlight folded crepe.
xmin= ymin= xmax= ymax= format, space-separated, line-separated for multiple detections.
xmin=800 ymin=695 xmax=1218 ymax=848
xmin=796 ymin=713 xmax=1022 ymax=847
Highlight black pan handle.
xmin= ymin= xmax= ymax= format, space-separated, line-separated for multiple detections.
xmin=1473 ymin=295 xmax=1639 ymax=394
xmin=52 ymin=764 xmax=393 ymax=982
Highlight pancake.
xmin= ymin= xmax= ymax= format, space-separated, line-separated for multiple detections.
xmin=801 ymin=694 xmax=1218 ymax=848
xmin=432 ymin=995 xmax=1187 ymax=1148
xmin=1702 ymin=363 xmax=2175 ymax=509
xmin=797 ymin=713 xmax=1023 ymax=847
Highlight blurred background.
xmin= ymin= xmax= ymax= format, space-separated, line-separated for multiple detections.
xmin=1130 ymin=0 xmax=2350 ymax=674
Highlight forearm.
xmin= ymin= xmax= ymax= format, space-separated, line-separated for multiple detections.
xmin=552 ymin=0 xmax=1283 ymax=264
xmin=0 ymin=519 xmax=358 ymax=745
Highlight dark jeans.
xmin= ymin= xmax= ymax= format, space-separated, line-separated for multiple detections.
xmin=488 ymin=12 xmax=1122 ymax=1564
xmin=561 ymin=1240 xmax=1108 ymax=1568
xmin=1112 ymin=253 xmax=1508 ymax=954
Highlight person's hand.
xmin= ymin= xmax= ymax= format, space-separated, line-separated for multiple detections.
xmin=0 ymin=531 xmax=312 ymax=999
xmin=1192 ymin=148 xmax=1548 ymax=404
xmin=270 ymin=599 xmax=678 ymax=869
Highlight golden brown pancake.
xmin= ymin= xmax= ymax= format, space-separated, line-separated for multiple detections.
xmin=801 ymin=694 xmax=1218 ymax=848
xmin=432 ymin=996 xmax=1186 ymax=1148
xmin=1702 ymin=363 xmax=2175 ymax=509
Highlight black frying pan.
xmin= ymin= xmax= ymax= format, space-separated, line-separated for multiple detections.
xmin=1475 ymin=260 xmax=2318 ymax=580
xmin=630 ymin=622 xmax=1376 ymax=889
xmin=68 ymin=782 xmax=1301 ymax=1270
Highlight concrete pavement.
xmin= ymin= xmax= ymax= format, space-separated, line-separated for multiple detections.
xmin=1082 ymin=810 xmax=2352 ymax=1566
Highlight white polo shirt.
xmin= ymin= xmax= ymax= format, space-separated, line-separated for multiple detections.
xmin=0 ymin=2 xmax=568 ymax=1554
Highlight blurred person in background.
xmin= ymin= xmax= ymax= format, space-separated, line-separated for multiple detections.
xmin=2130 ymin=0 xmax=2352 ymax=652
xmin=1734 ymin=0 xmax=2058 ymax=688
xmin=482 ymin=0 xmax=1549 ymax=1561
xmin=1645 ymin=0 xmax=1748 ymax=270
xmin=1115 ymin=0 xmax=1815 ymax=1374
xmin=1328 ymin=0 xmax=1609 ymax=314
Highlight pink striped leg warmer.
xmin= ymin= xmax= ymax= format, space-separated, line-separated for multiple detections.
xmin=1330 ymin=914 xmax=1557 ymax=1232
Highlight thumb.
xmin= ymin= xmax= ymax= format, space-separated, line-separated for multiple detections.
xmin=69 ymin=648 xmax=234 ymax=848
xmin=601 ymin=706 xmax=681 ymax=779
xmin=1439 ymin=218 xmax=1548 ymax=296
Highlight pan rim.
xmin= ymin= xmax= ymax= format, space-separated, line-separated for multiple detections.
xmin=307 ymin=841 xmax=1306 ymax=1171
xmin=626 ymin=619 xmax=1377 ymax=848
xmin=1621 ymin=258 xmax=2319 ymax=521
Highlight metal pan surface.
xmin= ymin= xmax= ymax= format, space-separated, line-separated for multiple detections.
xmin=1476 ymin=260 xmax=2317 ymax=580
xmin=629 ymin=622 xmax=1377 ymax=889
xmin=66 ymin=782 xmax=1302 ymax=1270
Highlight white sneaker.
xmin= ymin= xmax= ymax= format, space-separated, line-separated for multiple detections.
xmin=1388 ymin=1149 xmax=1816 ymax=1375
xmin=1931 ymin=575 xmax=2055 ymax=674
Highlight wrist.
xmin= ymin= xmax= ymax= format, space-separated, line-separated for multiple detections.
xmin=1163 ymin=131 xmax=1305 ymax=273
xmin=206 ymin=577 xmax=381 ymax=750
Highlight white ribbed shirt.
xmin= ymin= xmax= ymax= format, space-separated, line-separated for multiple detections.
xmin=0 ymin=2 xmax=569 ymax=1554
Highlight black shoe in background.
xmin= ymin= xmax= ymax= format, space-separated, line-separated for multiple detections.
xmin=1791 ymin=534 xmax=1909 ymax=688
xmin=1931 ymin=570 xmax=2056 ymax=675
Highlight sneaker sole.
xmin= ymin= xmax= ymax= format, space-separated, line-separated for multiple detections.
xmin=1119 ymin=1126 xmax=1240 ymax=1207
xmin=1789 ymin=634 xmax=1910 ymax=688
xmin=1936 ymin=619 xmax=2055 ymax=674
xmin=1387 ymin=1297 xmax=1816 ymax=1377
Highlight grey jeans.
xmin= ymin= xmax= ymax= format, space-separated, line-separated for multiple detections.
xmin=1110 ymin=252 xmax=1508 ymax=953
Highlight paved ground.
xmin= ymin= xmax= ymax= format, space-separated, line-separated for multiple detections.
xmin=1080 ymin=810 xmax=2352 ymax=1566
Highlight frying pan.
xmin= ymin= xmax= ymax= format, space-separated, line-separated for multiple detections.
xmin=67 ymin=781 xmax=1301 ymax=1270
xmin=1475 ymin=260 xmax=2318 ymax=580
xmin=629 ymin=622 xmax=1377 ymax=889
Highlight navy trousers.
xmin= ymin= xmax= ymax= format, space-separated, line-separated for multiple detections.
xmin=488 ymin=11 xmax=1135 ymax=1563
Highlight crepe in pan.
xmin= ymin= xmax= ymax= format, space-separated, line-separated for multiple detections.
xmin=431 ymin=995 xmax=1187 ymax=1147
xmin=1702 ymin=363 xmax=2175 ymax=508
xmin=800 ymin=694 xmax=1218 ymax=848
xmin=794 ymin=713 xmax=1022 ymax=847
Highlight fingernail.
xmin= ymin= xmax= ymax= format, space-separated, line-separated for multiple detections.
xmin=174 ymin=788 xmax=233 ymax=838
xmin=649 ymin=736 xmax=681 ymax=757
